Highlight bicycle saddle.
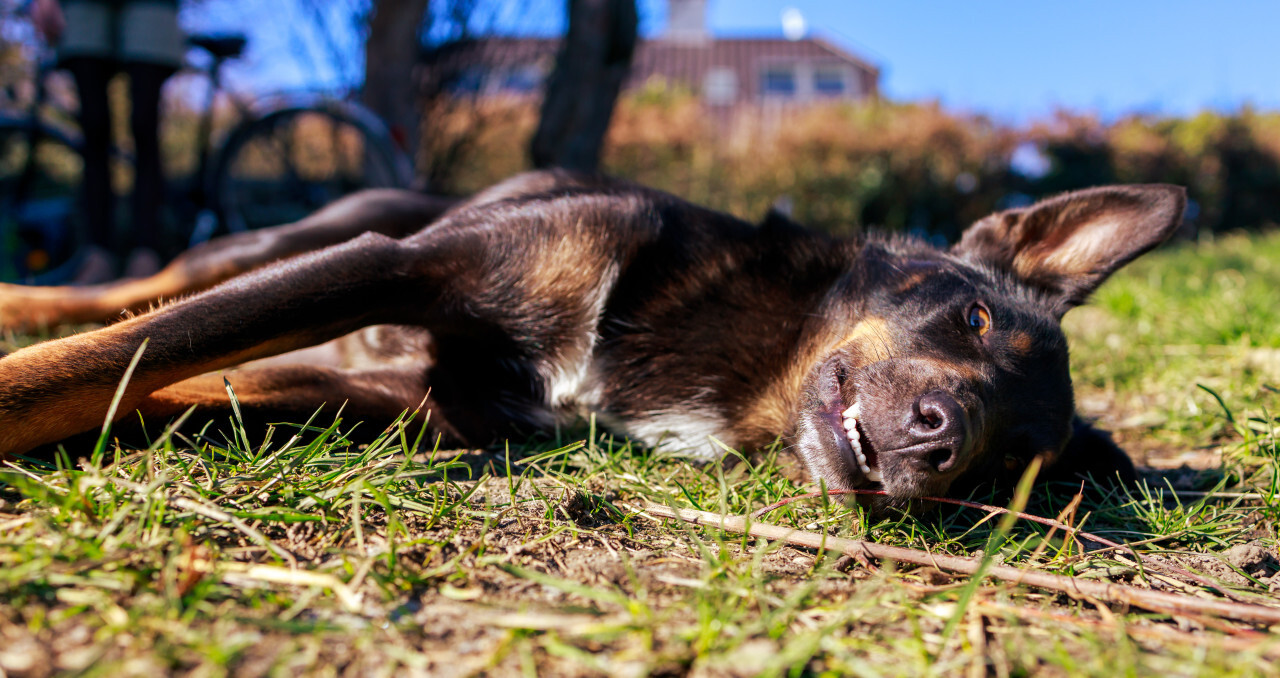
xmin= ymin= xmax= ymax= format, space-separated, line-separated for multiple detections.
xmin=187 ymin=34 xmax=247 ymax=60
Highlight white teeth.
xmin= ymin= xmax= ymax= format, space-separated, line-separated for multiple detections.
xmin=841 ymin=414 xmax=876 ymax=478
xmin=838 ymin=398 xmax=877 ymax=482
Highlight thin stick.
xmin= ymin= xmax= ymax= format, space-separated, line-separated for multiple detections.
xmin=212 ymin=561 xmax=362 ymax=613
xmin=973 ymin=602 xmax=1278 ymax=655
xmin=753 ymin=488 xmax=1247 ymax=601
xmin=754 ymin=489 xmax=1124 ymax=549
xmin=646 ymin=504 xmax=1280 ymax=626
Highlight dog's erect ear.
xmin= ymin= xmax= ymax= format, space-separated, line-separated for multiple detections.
xmin=953 ymin=185 xmax=1185 ymax=314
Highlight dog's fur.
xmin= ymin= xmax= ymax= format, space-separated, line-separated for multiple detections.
xmin=0 ymin=172 xmax=1185 ymax=503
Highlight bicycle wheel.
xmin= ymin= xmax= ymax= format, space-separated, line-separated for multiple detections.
xmin=208 ymin=100 xmax=412 ymax=236
xmin=0 ymin=116 xmax=83 ymax=283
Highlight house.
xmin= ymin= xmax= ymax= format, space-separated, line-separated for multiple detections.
xmin=419 ymin=0 xmax=879 ymax=108
xmin=636 ymin=0 xmax=879 ymax=106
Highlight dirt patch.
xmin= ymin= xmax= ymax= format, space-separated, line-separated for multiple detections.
xmin=1172 ymin=542 xmax=1280 ymax=590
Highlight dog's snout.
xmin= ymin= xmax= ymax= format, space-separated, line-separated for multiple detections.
xmin=906 ymin=391 xmax=968 ymax=473
xmin=911 ymin=391 xmax=964 ymax=435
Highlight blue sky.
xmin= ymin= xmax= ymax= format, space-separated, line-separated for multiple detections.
xmin=682 ymin=0 xmax=1280 ymax=122
xmin=190 ymin=0 xmax=1280 ymax=123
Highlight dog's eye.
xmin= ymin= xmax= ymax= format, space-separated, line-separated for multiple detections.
xmin=968 ymin=304 xmax=992 ymax=336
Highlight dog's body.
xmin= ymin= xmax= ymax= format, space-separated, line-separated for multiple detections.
xmin=0 ymin=171 xmax=1184 ymax=501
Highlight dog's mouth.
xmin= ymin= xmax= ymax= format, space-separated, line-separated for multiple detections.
xmin=822 ymin=363 xmax=882 ymax=484
xmin=837 ymin=399 xmax=882 ymax=483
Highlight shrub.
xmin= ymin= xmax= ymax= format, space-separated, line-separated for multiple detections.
xmin=171 ymin=81 xmax=1280 ymax=238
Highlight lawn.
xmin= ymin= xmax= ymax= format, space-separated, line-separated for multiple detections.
xmin=3 ymin=231 xmax=1280 ymax=677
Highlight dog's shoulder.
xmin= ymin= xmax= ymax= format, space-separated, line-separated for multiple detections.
xmin=458 ymin=170 xmax=665 ymax=212
xmin=444 ymin=171 xmax=844 ymax=258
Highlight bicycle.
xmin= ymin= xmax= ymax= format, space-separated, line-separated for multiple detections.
xmin=0 ymin=19 xmax=413 ymax=283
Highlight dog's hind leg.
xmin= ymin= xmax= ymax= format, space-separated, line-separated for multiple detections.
xmin=0 ymin=231 xmax=450 ymax=456
xmin=25 ymin=360 xmax=460 ymax=459
xmin=0 ymin=189 xmax=459 ymax=331
xmin=134 ymin=361 xmax=459 ymax=445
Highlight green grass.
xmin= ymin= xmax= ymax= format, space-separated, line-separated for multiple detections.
xmin=5 ymin=233 xmax=1280 ymax=676
xmin=1067 ymin=231 xmax=1280 ymax=454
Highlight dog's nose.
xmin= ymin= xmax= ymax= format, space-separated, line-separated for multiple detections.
xmin=906 ymin=391 xmax=968 ymax=473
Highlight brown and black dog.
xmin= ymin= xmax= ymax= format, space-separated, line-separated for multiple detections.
xmin=0 ymin=171 xmax=1184 ymax=503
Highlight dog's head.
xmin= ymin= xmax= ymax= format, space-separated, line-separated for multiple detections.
xmin=794 ymin=185 xmax=1185 ymax=502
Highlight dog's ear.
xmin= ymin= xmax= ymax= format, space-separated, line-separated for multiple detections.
xmin=1042 ymin=416 xmax=1137 ymax=486
xmin=953 ymin=185 xmax=1185 ymax=314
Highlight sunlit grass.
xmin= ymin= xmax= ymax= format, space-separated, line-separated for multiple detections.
xmin=4 ymin=232 xmax=1280 ymax=674
xmin=1066 ymin=230 xmax=1280 ymax=450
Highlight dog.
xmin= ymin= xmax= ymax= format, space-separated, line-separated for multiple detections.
xmin=0 ymin=171 xmax=1184 ymax=503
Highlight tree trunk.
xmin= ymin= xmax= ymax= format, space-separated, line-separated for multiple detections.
xmin=364 ymin=0 xmax=429 ymax=176
xmin=531 ymin=0 xmax=638 ymax=173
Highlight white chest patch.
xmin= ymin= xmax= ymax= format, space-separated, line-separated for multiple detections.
xmin=622 ymin=410 xmax=730 ymax=460
xmin=538 ymin=263 xmax=617 ymax=412
xmin=531 ymin=264 xmax=730 ymax=460
xmin=544 ymin=351 xmax=600 ymax=411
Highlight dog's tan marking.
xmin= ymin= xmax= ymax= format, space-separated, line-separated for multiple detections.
xmin=1008 ymin=331 xmax=1033 ymax=355
xmin=735 ymin=343 xmax=822 ymax=445
xmin=734 ymin=316 xmax=898 ymax=445
xmin=838 ymin=316 xmax=895 ymax=363
xmin=515 ymin=214 xmax=624 ymax=410
xmin=910 ymin=356 xmax=984 ymax=383
xmin=893 ymin=270 xmax=934 ymax=295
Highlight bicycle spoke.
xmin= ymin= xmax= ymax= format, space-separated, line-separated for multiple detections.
xmin=212 ymin=107 xmax=405 ymax=238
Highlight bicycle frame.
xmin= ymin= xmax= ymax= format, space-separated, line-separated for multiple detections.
xmin=2 ymin=19 xmax=414 ymax=275
xmin=181 ymin=51 xmax=412 ymax=244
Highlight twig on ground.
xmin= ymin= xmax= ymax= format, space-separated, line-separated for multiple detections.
xmin=0 ymin=515 xmax=32 ymax=531
xmin=210 ymin=561 xmax=363 ymax=613
xmin=753 ymin=488 xmax=1249 ymax=602
xmin=1025 ymin=486 xmax=1086 ymax=562
xmin=973 ymin=601 xmax=1279 ymax=654
xmin=646 ymin=503 xmax=1280 ymax=626
xmin=753 ymin=489 xmax=1124 ymax=551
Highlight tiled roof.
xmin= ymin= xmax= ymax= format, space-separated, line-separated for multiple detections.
xmin=420 ymin=34 xmax=879 ymax=103
xmin=632 ymin=36 xmax=879 ymax=101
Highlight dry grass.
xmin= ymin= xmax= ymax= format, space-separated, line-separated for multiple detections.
xmin=4 ymin=232 xmax=1280 ymax=676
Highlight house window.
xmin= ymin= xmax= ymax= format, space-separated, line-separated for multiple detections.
xmin=760 ymin=66 xmax=796 ymax=97
xmin=448 ymin=67 xmax=487 ymax=94
xmin=501 ymin=66 xmax=542 ymax=93
xmin=814 ymin=67 xmax=846 ymax=96
xmin=703 ymin=67 xmax=737 ymax=105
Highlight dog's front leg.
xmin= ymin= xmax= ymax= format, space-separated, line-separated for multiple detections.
xmin=0 ymin=190 xmax=457 ymax=331
xmin=0 ymin=232 xmax=432 ymax=457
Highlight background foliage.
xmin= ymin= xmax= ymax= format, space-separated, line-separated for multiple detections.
xmin=415 ymin=82 xmax=1280 ymax=240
